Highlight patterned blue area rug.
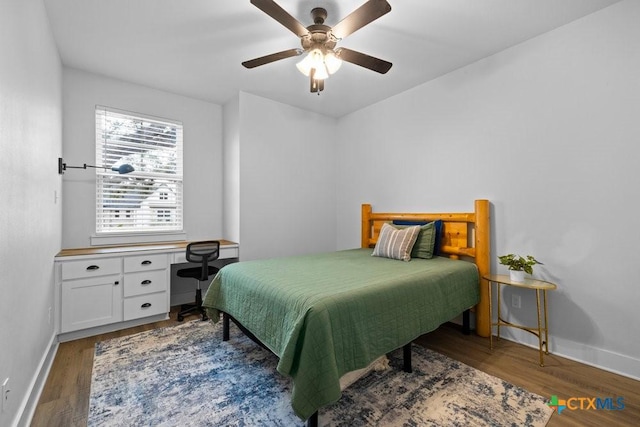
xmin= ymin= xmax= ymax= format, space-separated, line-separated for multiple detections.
xmin=89 ymin=320 xmax=553 ymax=426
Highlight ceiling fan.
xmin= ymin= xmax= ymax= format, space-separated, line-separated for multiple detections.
xmin=242 ymin=0 xmax=392 ymax=93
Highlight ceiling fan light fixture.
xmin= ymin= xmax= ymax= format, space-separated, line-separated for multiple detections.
xmin=297 ymin=49 xmax=323 ymax=77
xmin=310 ymin=69 xmax=325 ymax=93
xmin=312 ymin=65 xmax=329 ymax=80
xmin=324 ymin=51 xmax=342 ymax=74
xmin=296 ymin=53 xmax=312 ymax=76
xmin=296 ymin=49 xmax=340 ymax=80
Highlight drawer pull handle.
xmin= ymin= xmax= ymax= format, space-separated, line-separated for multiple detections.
xmin=86 ymin=265 xmax=100 ymax=271
xmin=141 ymin=260 xmax=152 ymax=265
xmin=114 ymin=281 xmax=119 ymax=285
xmin=141 ymin=280 xmax=152 ymax=285
xmin=141 ymin=303 xmax=152 ymax=308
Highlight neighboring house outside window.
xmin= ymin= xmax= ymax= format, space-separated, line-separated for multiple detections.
xmin=95 ymin=106 xmax=183 ymax=235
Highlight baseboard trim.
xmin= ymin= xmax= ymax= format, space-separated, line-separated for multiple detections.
xmin=57 ymin=313 xmax=169 ymax=343
xmin=15 ymin=332 xmax=58 ymax=427
xmin=498 ymin=329 xmax=640 ymax=381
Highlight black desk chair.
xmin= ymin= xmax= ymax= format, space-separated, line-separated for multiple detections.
xmin=176 ymin=241 xmax=220 ymax=321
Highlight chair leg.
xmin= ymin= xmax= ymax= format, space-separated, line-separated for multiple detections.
xmin=177 ymin=279 xmax=208 ymax=321
xmin=195 ymin=288 xmax=208 ymax=321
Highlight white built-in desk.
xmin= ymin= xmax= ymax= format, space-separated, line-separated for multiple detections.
xmin=54 ymin=240 xmax=239 ymax=342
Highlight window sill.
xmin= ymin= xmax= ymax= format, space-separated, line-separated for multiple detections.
xmin=90 ymin=232 xmax=187 ymax=247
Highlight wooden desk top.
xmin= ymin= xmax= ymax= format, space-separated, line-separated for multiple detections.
xmin=56 ymin=240 xmax=238 ymax=258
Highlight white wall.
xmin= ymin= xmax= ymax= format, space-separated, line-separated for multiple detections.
xmin=236 ymin=92 xmax=337 ymax=261
xmin=223 ymin=95 xmax=240 ymax=244
xmin=0 ymin=0 xmax=62 ymax=425
xmin=336 ymin=0 xmax=640 ymax=378
xmin=61 ymin=68 xmax=224 ymax=247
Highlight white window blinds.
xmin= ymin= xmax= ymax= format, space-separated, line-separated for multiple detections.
xmin=95 ymin=106 xmax=183 ymax=234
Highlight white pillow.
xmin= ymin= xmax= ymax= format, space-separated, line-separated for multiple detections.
xmin=371 ymin=223 xmax=420 ymax=261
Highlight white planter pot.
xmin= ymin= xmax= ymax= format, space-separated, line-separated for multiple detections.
xmin=509 ymin=270 xmax=525 ymax=283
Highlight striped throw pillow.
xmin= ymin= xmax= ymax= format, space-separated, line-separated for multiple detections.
xmin=371 ymin=223 xmax=421 ymax=261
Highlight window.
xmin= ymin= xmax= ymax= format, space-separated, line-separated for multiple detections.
xmin=156 ymin=209 xmax=172 ymax=222
xmin=95 ymin=106 xmax=183 ymax=234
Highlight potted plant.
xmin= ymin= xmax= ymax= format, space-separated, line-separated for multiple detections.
xmin=498 ymin=254 xmax=542 ymax=283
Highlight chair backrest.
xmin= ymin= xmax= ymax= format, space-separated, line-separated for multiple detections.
xmin=186 ymin=241 xmax=220 ymax=281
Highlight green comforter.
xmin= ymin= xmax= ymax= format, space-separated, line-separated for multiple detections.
xmin=202 ymin=248 xmax=479 ymax=420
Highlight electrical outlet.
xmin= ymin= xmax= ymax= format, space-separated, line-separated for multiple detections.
xmin=48 ymin=307 xmax=52 ymax=325
xmin=511 ymin=294 xmax=521 ymax=309
xmin=1 ymin=377 xmax=9 ymax=413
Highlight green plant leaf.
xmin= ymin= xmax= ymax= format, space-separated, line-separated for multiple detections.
xmin=497 ymin=253 xmax=541 ymax=274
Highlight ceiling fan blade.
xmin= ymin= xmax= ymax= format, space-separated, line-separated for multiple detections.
xmin=242 ymin=48 xmax=303 ymax=69
xmin=335 ymin=48 xmax=392 ymax=74
xmin=250 ymin=0 xmax=308 ymax=37
xmin=330 ymin=0 xmax=391 ymax=40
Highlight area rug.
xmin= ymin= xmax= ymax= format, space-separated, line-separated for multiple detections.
xmin=89 ymin=320 xmax=553 ymax=426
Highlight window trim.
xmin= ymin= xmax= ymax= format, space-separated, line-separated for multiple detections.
xmin=93 ymin=105 xmax=184 ymax=244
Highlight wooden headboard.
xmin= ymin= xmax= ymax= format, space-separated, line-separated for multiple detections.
xmin=361 ymin=200 xmax=491 ymax=338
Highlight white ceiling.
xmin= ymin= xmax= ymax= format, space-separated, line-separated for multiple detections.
xmin=43 ymin=0 xmax=620 ymax=118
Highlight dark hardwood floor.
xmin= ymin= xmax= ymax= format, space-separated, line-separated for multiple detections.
xmin=32 ymin=308 xmax=639 ymax=426
xmin=415 ymin=325 xmax=639 ymax=427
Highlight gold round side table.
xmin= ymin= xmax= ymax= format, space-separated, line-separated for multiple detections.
xmin=484 ymin=274 xmax=557 ymax=366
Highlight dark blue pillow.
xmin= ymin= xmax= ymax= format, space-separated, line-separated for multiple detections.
xmin=393 ymin=219 xmax=443 ymax=256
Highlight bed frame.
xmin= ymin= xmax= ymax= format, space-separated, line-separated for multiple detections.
xmin=361 ymin=199 xmax=491 ymax=338
xmin=221 ymin=199 xmax=491 ymax=427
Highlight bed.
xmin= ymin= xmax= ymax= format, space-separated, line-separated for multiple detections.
xmin=203 ymin=200 xmax=490 ymax=424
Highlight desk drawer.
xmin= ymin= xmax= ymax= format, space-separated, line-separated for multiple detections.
xmin=220 ymin=246 xmax=239 ymax=259
xmin=124 ymin=292 xmax=167 ymax=321
xmin=173 ymin=246 xmax=238 ymax=264
xmin=61 ymin=258 xmax=121 ymax=280
xmin=124 ymin=269 xmax=168 ymax=297
xmin=124 ymin=253 xmax=168 ymax=272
